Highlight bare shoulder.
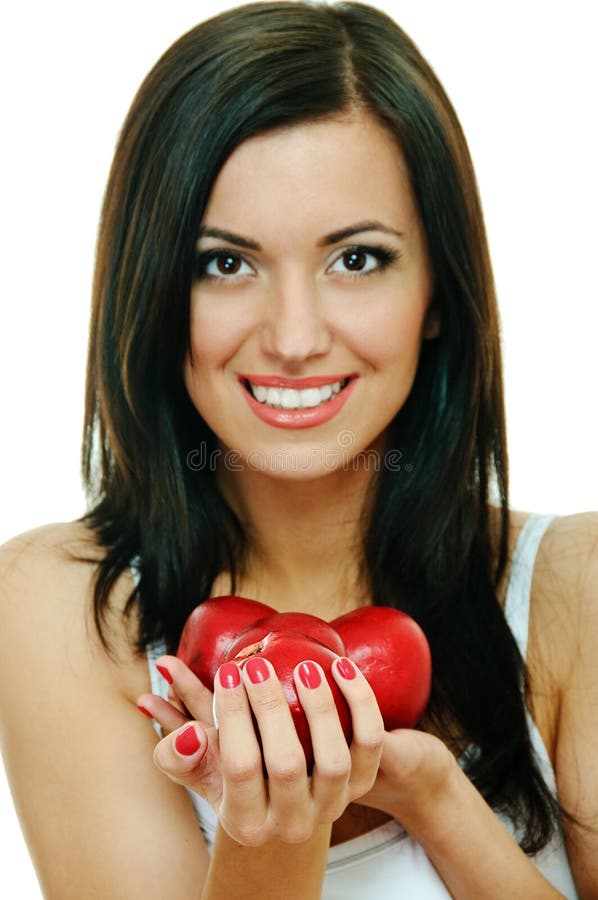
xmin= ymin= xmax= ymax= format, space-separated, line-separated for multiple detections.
xmin=536 ymin=508 xmax=598 ymax=571
xmin=532 ymin=507 xmax=598 ymax=676
xmin=0 ymin=518 xmax=108 ymax=597
xmin=1 ymin=518 xmax=100 ymax=551
xmin=0 ymin=518 xmax=110 ymax=588
xmin=533 ymin=509 xmax=598 ymax=628
xmin=0 ymin=520 xmax=140 ymax=680
xmin=521 ymin=509 xmax=598 ymax=698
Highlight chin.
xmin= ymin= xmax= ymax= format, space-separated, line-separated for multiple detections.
xmin=233 ymin=441 xmax=382 ymax=484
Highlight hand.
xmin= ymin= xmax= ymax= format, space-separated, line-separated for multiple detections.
xmin=137 ymin=654 xmax=214 ymax=735
xmin=146 ymin=655 xmax=385 ymax=846
xmin=357 ymin=727 xmax=460 ymax=829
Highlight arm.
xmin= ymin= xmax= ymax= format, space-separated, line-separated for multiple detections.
xmin=204 ymin=825 xmax=331 ymax=900
xmin=420 ymin=511 xmax=598 ymax=898
xmin=140 ymin=662 xmax=332 ymax=900
xmin=148 ymin=653 xmax=385 ymax=898
xmin=0 ymin=526 xmax=211 ymax=899
xmin=360 ymin=729 xmax=567 ymax=899
xmin=552 ymin=514 xmax=598 ymax=897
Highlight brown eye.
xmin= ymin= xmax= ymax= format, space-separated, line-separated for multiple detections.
xmin=216 ymin=253 xmax=241 ymax=274
xmin=194 ymin=250 xmax=254 ymax=281
xmin=343 ymin=249 xmax=367 ymax=271
xmin=327 ymin=245 xmax=399 ymax=278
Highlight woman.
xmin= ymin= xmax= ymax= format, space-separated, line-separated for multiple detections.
xmin=0 ymin=2 xmax=596 ymax=897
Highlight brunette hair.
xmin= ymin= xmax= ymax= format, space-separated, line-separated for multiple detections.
xmin=81 ymin=1 xmax=563 ymax=851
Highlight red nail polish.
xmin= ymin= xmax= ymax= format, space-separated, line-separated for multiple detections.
xmin=245 ymin=657 xmax=270 ymax=684
xmin=175 ymin=725 xmax=200 ymax=756
xmin=219 ymin=662 xmax=241 ymax=689
xmin=298 ymin=661 xmax=322 ymax=690
xmin=137 ymin=705 xmax=154 ymax=719
xmin=156 ymin=664 xmax=173 ymax=685
xmin=336 ymin=657 xmax=357 ymax=680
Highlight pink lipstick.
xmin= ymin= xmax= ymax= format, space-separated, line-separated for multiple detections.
xmin=239 ymin=374 xmax=358 ymax=430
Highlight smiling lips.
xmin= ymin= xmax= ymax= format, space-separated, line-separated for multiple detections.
xmin=239 ymin=374 xmax=357 ymax=429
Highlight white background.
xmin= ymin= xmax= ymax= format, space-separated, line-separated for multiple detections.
xmin=1 ymin=1 xmax=596 ymax=895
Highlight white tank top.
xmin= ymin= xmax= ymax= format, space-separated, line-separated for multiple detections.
xmin=143 ymin=512 xmax=579 ymax=898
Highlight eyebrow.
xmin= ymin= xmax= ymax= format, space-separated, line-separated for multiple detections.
xmin=196 ymin=220 xmax=404 ymax=251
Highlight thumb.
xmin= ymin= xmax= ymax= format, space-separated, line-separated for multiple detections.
xmin=153 ymin=721 xmax=222 ymax=810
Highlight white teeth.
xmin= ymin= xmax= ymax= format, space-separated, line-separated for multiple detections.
xmin=266 ymin=387 xmax=281 ymax=406
xmin=301 ymin=388 xmax=322 ymax=408
xmin=248 ymin=379 xmax=349 ymax=409
xmin=280 ymin=388 xmax=300 ymax=409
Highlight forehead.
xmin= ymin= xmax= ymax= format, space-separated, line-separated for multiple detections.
xmin=200 ymin=111 xmax=419 ymax=242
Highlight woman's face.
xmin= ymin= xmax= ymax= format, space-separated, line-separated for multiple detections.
xmin=184 ymin=111 xmax=438 ymax=480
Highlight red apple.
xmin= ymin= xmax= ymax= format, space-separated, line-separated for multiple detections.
xmin=177 ymin=595 xmax=274 ymax=691
xmin=331 ymin=606 xmax=431 ymax=728
xmin=223 ymin=631 xmax=352 ymax=773
xmin=225 ymin=611 xmax=345 ymax=659
xmin=176 ymin=596 xmax=432 ymax=768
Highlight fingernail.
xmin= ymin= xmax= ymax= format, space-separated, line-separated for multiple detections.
xmin=175 ymin=725 xmax=200 ymax=756
xmin=245 ymin=657 xmax=270 ymax=684
xmin=156 ymin=664 xmax=173 ymax=685
xmin=137 ymin=705 xmax=154 ymax=719
xmin=219 ymin=662 xmax=241 ymax=689
xmin=298 ymin=661 xmax=322 ymax=690
xmin=336 ymin=657 xmax=357 ymax=680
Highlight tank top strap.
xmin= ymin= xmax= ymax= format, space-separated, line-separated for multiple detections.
xmin=130 ymin=555 xmax=141 ymax=586
xmin=130 ymin=557 xmax=168 ymax=739
xmin=503 ymin=513 xmax=556 ymax=661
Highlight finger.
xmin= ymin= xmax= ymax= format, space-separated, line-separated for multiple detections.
xmin=294 ymin=660 xmax=352 ymax=823
xmin=136 ymin=692 xmax=189 ymax=736
xmin=155 ymin=655 xmax=214 ymax=724
xmin=331 ymin=657 xmax=385 ymax=799
xmin=153 ymin=721 xmax=223 ymax=810
xmin=241 ymin=657 xmax=311 ymax=843
xmin=166 ymin=688 xmax=192 ymax=720
xmin=214 ymin=662 xmax=269 ymax=844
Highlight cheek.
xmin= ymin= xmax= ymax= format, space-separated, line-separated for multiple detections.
xmin=342 ymin=296 xmax=430 ymax=368
xmin=376 ymin=321 xmax=423 ymax=363
xmin=186 ymin=298 xmax=252 ymax=374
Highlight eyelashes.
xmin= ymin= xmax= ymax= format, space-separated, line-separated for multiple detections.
xmin=193 ymin=250 xmax=253 ymax=280
xmin=328 ymin=245 xmax=401 ymax=277
xmin=193 ymin=243 xmax=401 ymax=283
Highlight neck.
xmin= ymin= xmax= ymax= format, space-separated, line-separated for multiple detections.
xmin=215 ymin=458 xmax=378 ymax=617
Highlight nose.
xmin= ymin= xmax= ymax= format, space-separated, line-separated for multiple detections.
xmin=260 ymin=270 xmax=332 ymax=365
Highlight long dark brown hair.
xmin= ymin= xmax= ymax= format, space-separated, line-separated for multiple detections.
xmin=80 ymin=1 xmax=565 ymax=852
